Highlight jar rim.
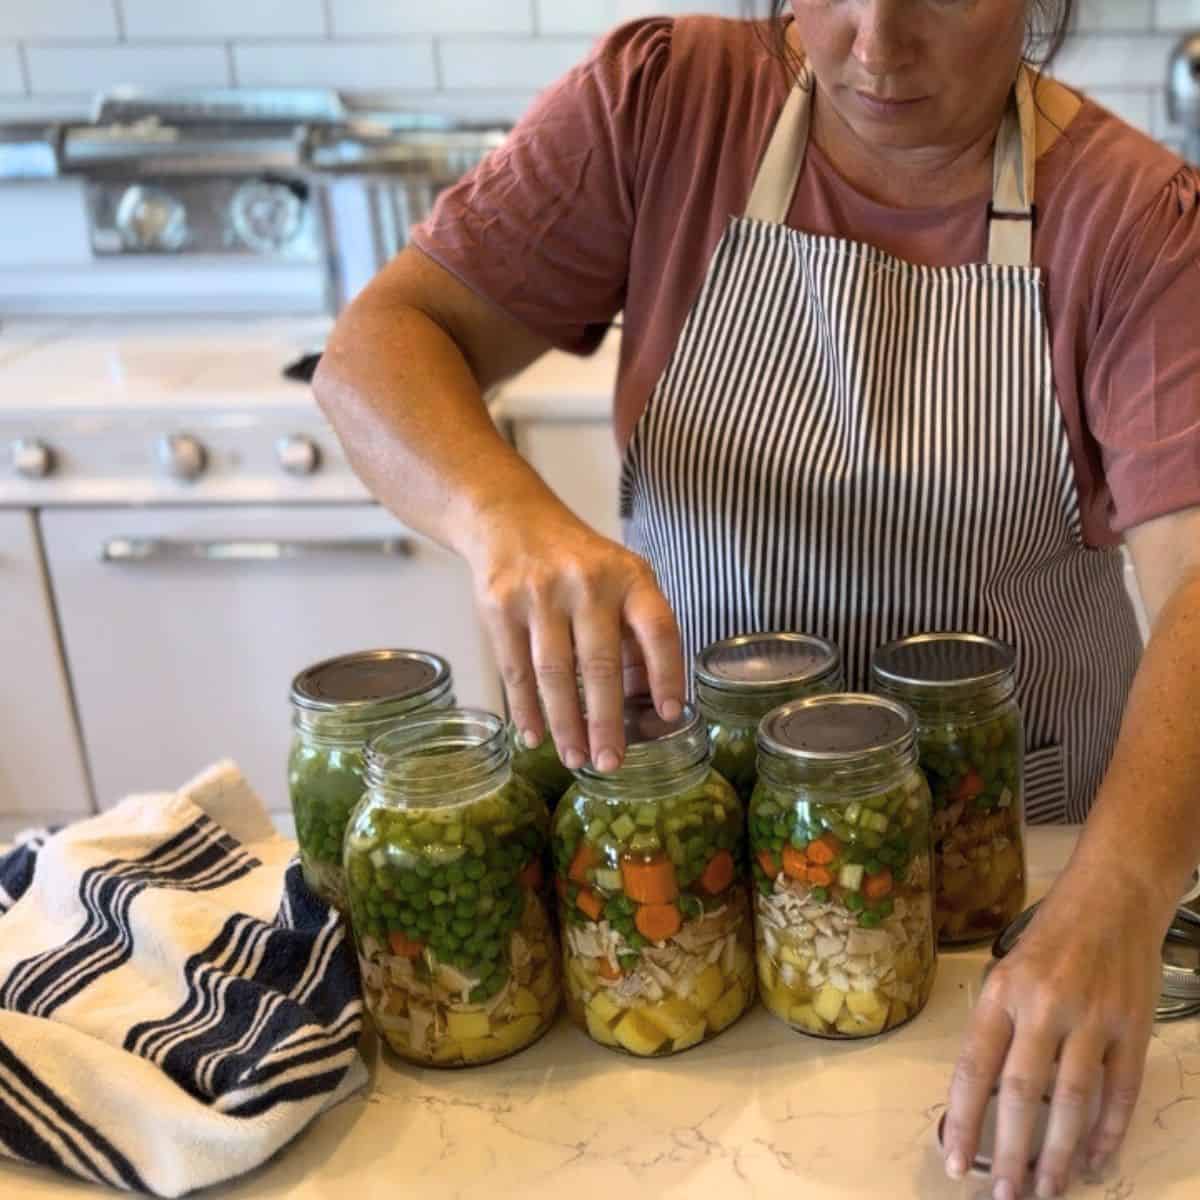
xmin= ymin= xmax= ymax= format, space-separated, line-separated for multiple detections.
xmin=757 ymin=693 xmax=915 ymax=765
xmin=695 ymin=632 xmax=841 ymax=694
xmin=871 ymin=632 xmax=1014 ymax=695
xmin=290 ymin=648 xmax=451 ymax=715
xmin=573 ymin=697 xmax=708 ymax=782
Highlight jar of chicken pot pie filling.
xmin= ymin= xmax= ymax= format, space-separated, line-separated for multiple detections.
xmin=751 ymin=694 xmax=937 ymax=1039
xmin=552 ymin=698 xmax=756 ymax=1056
xmin=871 ymin=633 xmax=1027 ymax=946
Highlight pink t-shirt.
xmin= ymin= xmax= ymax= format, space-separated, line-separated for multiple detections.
xmin=412 ymin=16 xmax=1200 ymax=546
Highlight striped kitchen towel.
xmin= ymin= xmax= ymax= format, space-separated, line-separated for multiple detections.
xmin=0 ymin=761 xmax=367 ymax=1198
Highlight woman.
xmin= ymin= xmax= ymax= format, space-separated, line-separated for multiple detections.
xmin=316 ymin=3 xmax=1200 ymax=1196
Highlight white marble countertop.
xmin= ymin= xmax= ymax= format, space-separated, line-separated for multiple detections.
xmin=8 ymin=825 xmax=1199 ymax=1199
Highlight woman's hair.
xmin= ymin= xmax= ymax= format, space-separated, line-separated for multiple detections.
xmin=758 ymin=1 xmax=1076 ymax=71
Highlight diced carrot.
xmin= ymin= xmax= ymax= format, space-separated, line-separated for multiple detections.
xmin=955 ymin=770 xmax=985 ymax=802
xmin=806 ymin=865 xmax=834 ymax=888
xmin=699 ymin=849 xmax=735 ymax=895
xmin=569 ymin=842 xmax=600 ymax=885
xmin=634 ymin=902 xmax=683 ymax=942
xmin=620 ymin=855 xmax=679 ymax=904
xmin=576 ymin=887 xmax=604 ymax=922
xmin=596 ymin=957 xmax=622 ymax=981
xmin=757 ymin=849 xmax=780 ymax=879
xmin=806 ymin=835 xmax=839 ymax=865
xmin=518 ymin=858 xmax=544 ymax=892
xmin=388 ymin=931 xmax=425 ymax=959
xmin=863 ymin=869 xmax=894 ymax=900
xmin=781 ymin=845 xmax=810 ymax=882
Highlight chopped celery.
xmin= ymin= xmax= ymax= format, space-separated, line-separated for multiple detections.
xmin=586 ymin=819 xmax=609 ymax=841
xmin=593 ymin=868 xmax=622 ymax=892
xmin=664 ymin=816 xmax=686 ymax=834
xmin=634 ymin=805 xmax=658 ymax=828
xmin=839 ymin=863 xmax=865 ymax=891
xmin=629 ymin=831 xmax=662 ymax=854
xmin=862 ymin=810 xmax=890 ymax=834
xmin=666 ymin=833 xmax=686 ymax=864
xmin=712 ymin=804 xmax=726 ymax=823
xmin=843 ymin=802 xmax=862 ymax=826
xmin=610 ymin=814 xmax=637 ymax=842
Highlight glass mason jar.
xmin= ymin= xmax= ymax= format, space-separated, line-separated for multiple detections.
xmin=696 ymin=633 xmax=843 ymax=804
xmin=751 ymin=695 xmax=937 ymax=1039
xmin=871 ymin=633 xmax=1027 ymax=945
xmin=551 ymin=699 xmax=756 ymax=1057
xmin=288 ymin=650 xmax=455 ymax=911
xmin=509 ymin=724 xmax=574 ymax=813
xmin=344 ymin=708 xmax=561 ymax=1068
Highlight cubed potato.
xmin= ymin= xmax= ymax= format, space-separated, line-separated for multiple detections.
xmin=671 ymin=1021 xmax=707 ymax=1053
xmin=762 ymin=983 xmax=794 ymax=1020
xmin=568 ymin=958 xmax=595 ymax=995
xmin=813 ymin=985 xmax=846 ymax=1025
xmin=756 ymin=947 xmax=777 ymax=992
xmin=446 ymin=1010 xmax=491 ymax=1041
xmin=613 ymin=1010 xmax=669 ymax=1056
xmin=491 ymin=1013 xmax=542 ymax=1052
xmin=643 ymin=997 xmax=703 ymax=1039
xmin=512 ymin=987 xmax=542 ymax=1017
xmin=846 ymin=989 xmax=887 ymax=1019
xmin=836 ymin=1008 xmax=887 ymax=1037
xmin=585 ymin=1008 xmax=620 ymax=1047
xmin=779 ymin=945 xmax=812 ymax=972
xmin=706 ymin=983 xmax=747 ymax=1033
xmin=430 ymin=1037 xmax=463 ymax=1064
xmin=889 ymin=998 xmax=911 ymax=1025
xmin=789 ymin=1003 xmax=829 ymax=1034
xmin=691 ymin=964 xmax=725 ymax=1013
xmin=588 ymin=991 xmax=623 ymax=1025
xmin=459 ymin=1036 xmax=504 ymax=1062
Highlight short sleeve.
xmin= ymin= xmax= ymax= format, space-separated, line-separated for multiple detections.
xmin=410 ymin=19 xmax=673 ymax=355
xmin=1085 ymin=166 xmax=1200 ymax=533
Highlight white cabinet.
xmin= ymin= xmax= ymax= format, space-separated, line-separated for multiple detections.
xmin=0 ymin=511 xmax=92 ymax=831
xmin=39 ymin=504 xmax=500 ymax=814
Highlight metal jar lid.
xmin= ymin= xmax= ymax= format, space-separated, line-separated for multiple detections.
xmin=290 ymin=649 xmax=451 ymax=714
xmin=696 ymin=632 xmax=841 ymax=695
xmin=871 ymin=632 xmax=1015 ymax=696
xmin=758 ymin=693 xmax=915 ymax=764
xmin=574 ymin=696 xmax=708 ymax=781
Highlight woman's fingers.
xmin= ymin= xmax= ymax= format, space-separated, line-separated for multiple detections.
xmin=1086 ymin=1024 xmax=1151 ymax=1174
xmin=943 ymin=999 xmax=1014 ymax=1178
xmin=1034 ymin=1032 xmax=1104 ymax=1198
xmin=622 ymin=569 xmax=685 ymax=723
xmin=574 ymin=603 xmax=627 ymax=772
xmin=484 ymin=608 xmax=543 ymax=749
xmin=990 ymin=1020 xmax=1059 ymax=1199
xmin=528 ymin=611 xmax=586 ymax=769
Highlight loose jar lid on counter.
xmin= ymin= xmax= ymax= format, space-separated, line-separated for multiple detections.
xmin=290 ymin=649 xmax=451 ymax=713
xmin=871 ymin=632 xmax=1015 ymax=694
xmin=758 ymin=693 xmax=915 ymax=763
xmin=695 ymin=632 xmax=841 ymax=695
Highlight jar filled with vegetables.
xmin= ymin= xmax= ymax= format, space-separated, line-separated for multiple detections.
xmin=509 ymin=722 xmax=574 ymax=813
xmin=751 ymin=695 xmax=936 ymax=1039
xmin=552 ymin=699 xmax=755 ymax=1057
xmin=696 ymin=632 xmax=842 ymax=803
xmin=871 ymin=633 xmax=1027 ymax=945
xmin=345 ymin=708 xmax=560 ymax=1067
xmin=289 ymin=649 xmax=454 ymax=910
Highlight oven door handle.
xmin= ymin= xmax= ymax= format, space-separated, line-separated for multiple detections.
xmin=100 ymin=536 xmax=415 ymax=564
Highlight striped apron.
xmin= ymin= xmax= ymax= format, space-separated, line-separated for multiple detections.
xmin=620 ymin=67 xmax=1143 ymax=823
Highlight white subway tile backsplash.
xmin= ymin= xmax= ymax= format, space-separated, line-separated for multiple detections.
xmin=439 ymin=37 xmax=593 ymax=90
xmin=233 ymin=40 xmax=437 ymax=90
xmin=120 ymin=0 xmax=327 ymax=40
xmin=330 ymin=0 xmax=534 ymax=37
xmin=537 ymin=0 xmax=618 ymax=34
xmin=1155 ymin=1 xmax=1200 ymax=30
xmin=26 ymin=43 xmax=230 ymax=94
xmin=0 ymin=46 xmax=24 ymax=95
xmin=1074 ymin=0 xmax=1153 ymax=31
xmin=1086 ymin=87 xmax=1155 ymax=132
xmin=0 ymin=0 xmax=118 ymax=41
xmin=1051 ymin=34 xmax=1177 ymax=87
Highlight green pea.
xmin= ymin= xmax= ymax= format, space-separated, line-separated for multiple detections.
xmin=810 ymin=886 xmax=829 ymax=903
xmin=859 ymin=910 xmax=882 ymax=929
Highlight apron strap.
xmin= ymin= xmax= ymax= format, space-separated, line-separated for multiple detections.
xmin=743 ymin=63 xmax=1039 ymax=269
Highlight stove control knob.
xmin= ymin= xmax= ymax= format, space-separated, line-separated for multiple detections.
xmin=276 ymin=434 xmax=321 ymax=476
xmin=116 ymin=185 xmax=188 ymax=253
xmin=157 ymin=433 xmax=208 ymax=481
xmin=12 ymin=438 xmax=56 ymax=479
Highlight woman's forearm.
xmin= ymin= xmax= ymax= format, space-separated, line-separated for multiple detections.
xmin=1066 ymin=568 xmax=1200 ymax=923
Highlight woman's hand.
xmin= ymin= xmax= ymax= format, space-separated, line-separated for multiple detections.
xmin=942 ymin=866 xmax=1164 ymax=1199
xmin=465 ymin=504 xmax=685 ymax=772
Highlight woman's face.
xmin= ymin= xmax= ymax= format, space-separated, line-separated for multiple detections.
xmin=790 ymin=1 xmax=1028 ymax=153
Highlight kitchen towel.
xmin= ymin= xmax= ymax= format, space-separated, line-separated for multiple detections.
xmin=0 ymin=761 xmax=366 ymax=1198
